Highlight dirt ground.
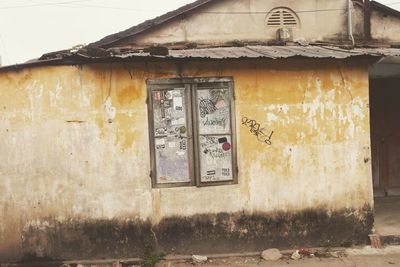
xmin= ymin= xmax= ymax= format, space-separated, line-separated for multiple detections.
xmin=156 ymin=254 xmax=400 ymax=267
xmin=8 ymin=246 xmax=399 ymax=267
xmin=155 ymin=247 xmax=400 ymax=267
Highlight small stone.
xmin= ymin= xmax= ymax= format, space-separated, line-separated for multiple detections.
xmin=330 ymin=251 xmax=346 ymax=258
xmin=330 ymin=251 xmax=340 ymax=258
xmin=261 ymin=248 xmax=282 ymax=261
xmin=192 ymin=255 xmax=208 ymax=263
xmin=291 ymin=250 xmax=302 ymax=260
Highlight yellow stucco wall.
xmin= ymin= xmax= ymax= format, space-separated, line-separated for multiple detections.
xmin=0 ymin=59 xmax=373 ymax=259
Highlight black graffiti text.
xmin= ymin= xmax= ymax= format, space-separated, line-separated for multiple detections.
xmin=203 ymin=147 xmax=228 ymax=159
xmin=203 ymin=116 xmax=226 ymax=128
xmin=241 ymin=117 xmax=274 ymax=145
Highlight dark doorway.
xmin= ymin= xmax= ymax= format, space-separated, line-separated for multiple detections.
xmin=369 ymin=60 xmax=400 ymax=239
xmin=370 ymin=78 xmax=400 ymax=197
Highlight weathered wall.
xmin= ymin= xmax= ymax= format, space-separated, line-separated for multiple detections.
xmin=352 ymin=2 xmax=365 ymax=40
xmin=115 ymin=0 xmax=352 ymax=47
xmin=0 ymin=59 xmax=373 ymax=262
xmin=371 ymin=9 xmax=400 ymax=43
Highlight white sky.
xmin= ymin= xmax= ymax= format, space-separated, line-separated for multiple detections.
xmin=0 ymin=0 xmax=398 ymax=65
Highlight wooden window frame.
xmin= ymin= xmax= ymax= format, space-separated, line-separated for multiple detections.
xmin=147 ymin=77 xmax=238 ymax=188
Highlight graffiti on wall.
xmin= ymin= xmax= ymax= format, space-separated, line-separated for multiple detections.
xmin=242 ymin=117 xmax=274 ymax=145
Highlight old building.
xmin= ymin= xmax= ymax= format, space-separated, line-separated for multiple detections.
xmin=0 ymin=0 xmax=400 ymax=263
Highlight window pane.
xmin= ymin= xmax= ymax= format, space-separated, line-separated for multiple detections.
xmin=197 ymin=88 xmax=231 ymax=135
xmin=155 ymin=136 xmax=190 ymax=183
xmin=199 ymin=135 xmax=233 ymax=182
xmin=153 ymin=89 xmax=187 ymax=137
xmin=152 ymin=88 xmax=190 ymax=183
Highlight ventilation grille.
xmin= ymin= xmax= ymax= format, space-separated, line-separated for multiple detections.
xmin=266 ymin=8 xmax=299 ymax=27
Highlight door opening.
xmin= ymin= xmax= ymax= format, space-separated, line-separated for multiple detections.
xmin=369 ymin=74 xmax=400 ymax=238
xmin=370 ymin=77 xmax=400 ymax=197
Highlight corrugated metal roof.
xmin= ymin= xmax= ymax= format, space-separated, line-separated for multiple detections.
xmin=110 ymin=45 xmax=400 ymax=60
xmin=358 ymin=47 xmax=400 ymax=57
xmin=2 ymin=45 xmax=400 ymax=72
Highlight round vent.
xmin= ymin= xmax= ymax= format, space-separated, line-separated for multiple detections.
xmin=266 ymin=7 xmax=300 ymax=28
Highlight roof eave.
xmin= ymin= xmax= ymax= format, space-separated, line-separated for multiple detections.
xmin=370 ymin=0 xmax=400 ymax=18
xmin=0 ymin=46 xmax=387 ymax=73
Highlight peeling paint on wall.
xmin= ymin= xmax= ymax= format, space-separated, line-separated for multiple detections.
xmin=103 ymin=96 xmax=117 ymax=123
xmin=0 ymin=59 xmax=373 ymax=261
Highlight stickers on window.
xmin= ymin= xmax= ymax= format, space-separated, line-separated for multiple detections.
xmin=197 ymin=89 xmax=231 ymax=135
xmin=153 ymin=88 xmax=190 ymax=184
xmin=155 ymin=138 xmax=166 ymax=150
xmin=155 ymin=136 xmax=190 ymax=184
xmin=199 ymin=135 xmax=233 ymax=182
xmin=173 ymin=96 xmax=183 ymax=111
xmin=171 ymin=117 xmax=186 ymax=126
xmin=153 ymin=89 xmax=187 ymax=137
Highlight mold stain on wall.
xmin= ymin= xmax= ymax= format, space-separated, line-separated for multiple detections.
xmin=17 ymin=207 xmax=373 ymax=261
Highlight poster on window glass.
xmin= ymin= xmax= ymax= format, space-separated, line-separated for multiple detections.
xmin=152 ymin=89 xmax=190 ymax=183
xmin=199 ymin=135 xmax=233 ymax=182
xmin=197 ymin=88 xmax=231 ymax=135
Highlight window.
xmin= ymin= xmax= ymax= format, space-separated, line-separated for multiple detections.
xmin=147 ymin=77 xmax=237 ymax=188
xmin=266 ymin=7 xmax=300 ymax=28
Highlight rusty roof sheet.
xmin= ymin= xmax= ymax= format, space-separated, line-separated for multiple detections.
xmin=109 ymin=45 xmax=400 ymax=60
xmin=358 ymin=47 xmax=400 ymax=57
xmin=2 ymin=45 xmax=400 ymax=72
